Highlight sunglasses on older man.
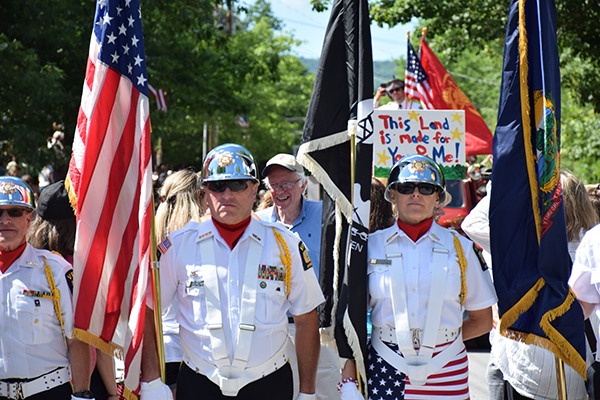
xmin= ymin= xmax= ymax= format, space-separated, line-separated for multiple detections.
xmin=0 ymin=208 xmax=29 ymax=218
xmin=204 ymin=180 xmax=249 ymax=193
xmin=393 ymin=182 xmax=439 ymax=196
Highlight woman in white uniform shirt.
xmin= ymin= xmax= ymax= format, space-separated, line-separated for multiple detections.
xmin=339 ymin=155 xmax=497 ymax=400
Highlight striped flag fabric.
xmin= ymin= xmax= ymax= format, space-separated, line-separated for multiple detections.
xmin=65 ymin=0 xmax=153 ymax=398
xmin=404 ymin=41 xmax=432 ymax=108
xmin=489 ymin=0 xmax=585 ymax=378
xmin=148 ymin=84 xmax=167 ymax=112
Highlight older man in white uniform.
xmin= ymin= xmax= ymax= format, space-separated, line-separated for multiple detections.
xmin=0 ymin=176 xmax=93 ymax=400
xmin=141 ymin=144 xmax=324 ymax=400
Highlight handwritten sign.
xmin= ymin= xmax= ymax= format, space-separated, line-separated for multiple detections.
xmin=373 ymin=109 xmax=466 ymax=180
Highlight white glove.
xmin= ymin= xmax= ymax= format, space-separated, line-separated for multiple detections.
xmin=340 ymin=381 xmax=363 ymax=400
xmin=140 ymin=378 xmax=173 ymax=400
xmin=296 ymin=393 xmax=316 ymax=400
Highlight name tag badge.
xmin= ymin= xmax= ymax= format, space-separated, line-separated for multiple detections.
xmin=186 ymin=279 xmax=204 ymax=294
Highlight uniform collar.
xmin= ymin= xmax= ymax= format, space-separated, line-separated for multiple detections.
xmin=383 ymin=221 xmax=445 ymax=246
xmin=197 ymin=217 xmax=265 ymax=247
xmin=4 ymin=243 xmax=40 ymax=274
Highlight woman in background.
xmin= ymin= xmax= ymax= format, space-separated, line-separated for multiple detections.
xmin=154 ymin=169 xmax=204 ymax=398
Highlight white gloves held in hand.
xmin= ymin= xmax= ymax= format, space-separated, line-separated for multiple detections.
xmin=139 ymin=378 xmax=173 ymax=400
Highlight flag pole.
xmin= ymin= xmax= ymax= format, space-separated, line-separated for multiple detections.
xmin=554 ymin=355 xmax=567 ymax=400
xmin=149 ymin=193 xmax=167 ymax=383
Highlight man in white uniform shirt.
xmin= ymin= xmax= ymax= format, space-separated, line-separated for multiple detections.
xmin=141 ymin=144 xmax=324 ymax=400
xmin=0 ymin=176 xmax=93 ymax=400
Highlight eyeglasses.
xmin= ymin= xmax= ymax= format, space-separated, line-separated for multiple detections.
xmin=0 ymin=208 xmax=29 ymax=218
xmin=388 ymin=87 xmax=403 ymax=94
xmin=204 ymin=180 xmax=249 ymax=193
xmin=266 ymin=178 xmax=301 ymax=192
xmin=393 ymin=182 xmax=439 ymax=196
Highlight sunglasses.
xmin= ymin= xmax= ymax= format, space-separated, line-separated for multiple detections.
xmin=388 ymin=87 xmax=403 ymax=94
xmin=393 ymin=182 xmax=438 ymax=196
xmin=205 ymin=180 xmax=249 ymax=193
xmin=0 ymin=208 xmax=29 ymax=218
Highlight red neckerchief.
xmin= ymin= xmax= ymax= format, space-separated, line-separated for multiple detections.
xmin=0 ymin=242 xmax=27 ymax=273
xmin=212 ymin=217 xmax=252 ymax=250
xmin=397 ymin=217 xmax=434 ymax=243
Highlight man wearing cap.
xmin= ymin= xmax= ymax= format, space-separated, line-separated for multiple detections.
xmin=374 ymin=79 xmax=422 ymax=110
xmin=0 ymin=176 xmax=94 ymax=399
xmin=256 ymin=155 xmax=339 ymax=400
xmin=141 ymin=144 xmax=324 ymax=400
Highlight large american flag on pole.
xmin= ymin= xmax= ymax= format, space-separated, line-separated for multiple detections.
xmin=65 ymin=0 xmax=153 ymax=398
xmin=404 ymin=40 xmax=432 ymax=108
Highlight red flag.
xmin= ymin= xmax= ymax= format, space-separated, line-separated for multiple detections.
xmin=419 ymin=37 xmax=493 ymax=156
xmin=66 ymin=0 xmax=153 ymax=398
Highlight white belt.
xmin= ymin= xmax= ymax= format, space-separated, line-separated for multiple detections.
xmin=182 ymin=336 xmax=290 ymax=396
xmin=372 ymin=326 xmax=460 ymax=348
xmin=0 ymin=367 xmax=71 ymax=399
xmin=371 ymin=328 xmax=464 ymax=386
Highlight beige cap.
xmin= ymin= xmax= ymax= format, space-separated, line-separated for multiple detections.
xmin=262 ymin=154 xmax=304 ymax=177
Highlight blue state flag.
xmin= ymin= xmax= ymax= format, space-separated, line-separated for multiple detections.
xmin=489 ymin=0 xmax=586 ymax=377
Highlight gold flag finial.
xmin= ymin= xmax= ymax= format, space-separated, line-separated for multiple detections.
xmin=407 ymin=30 xmax=410 ymax=41
xmin=422 ymin=27 xmax=428 ymax=39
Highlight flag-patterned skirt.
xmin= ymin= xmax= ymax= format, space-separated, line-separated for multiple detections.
xmin=367 ymin=340 xmax=470 ymax=400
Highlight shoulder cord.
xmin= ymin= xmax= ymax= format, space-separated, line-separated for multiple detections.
xmin=272 ymin=228 xmax=291 ymax=297
xmin=451 ymin=233 xmax=467 ymax=305
xmin=42 ymin=256 xmax=67 ymax=343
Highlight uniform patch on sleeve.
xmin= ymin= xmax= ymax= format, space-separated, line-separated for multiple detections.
xmin=66 ymin=269 xmax=74 ymax=293
xmin=157 ymin=237 xmax=172 ymax=254
xmin=299 ymin=242 xmax=312 ymax=271
xmin=473 ymin=244 xmax=488 ymax=271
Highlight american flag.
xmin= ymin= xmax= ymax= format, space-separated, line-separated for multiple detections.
xmin=65 ymin=0 xmax=153 ymax=398
xmin=405 ymin=41 xmax=433 ymax=109
xmin=148 ymin=84 xmax=167 ymax=112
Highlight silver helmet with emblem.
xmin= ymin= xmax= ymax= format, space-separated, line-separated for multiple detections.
xmin=0 ymin=176 xmax=36 ymax=209
xmin=384 ymin=154 xmax=446 ymax=203
xmin=202 ymin=143 xmax=258 ymax=182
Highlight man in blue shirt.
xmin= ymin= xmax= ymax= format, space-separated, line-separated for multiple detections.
xmin=256 ymin=154 xmax=341 ymax=400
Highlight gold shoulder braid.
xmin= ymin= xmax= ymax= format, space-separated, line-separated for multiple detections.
xmin=272 ymin=227 xmax=291 ymax=297
xmin=451 ymin=233 xmax=467 ymax=305
xmin=43 ymin=256 xmax=66 ymax=334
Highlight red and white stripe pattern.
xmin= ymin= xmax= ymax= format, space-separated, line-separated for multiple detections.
xmin=148 ymin=84 xmax=167 ymax=112
xmin=367 ymin=341 xmax=470 ymax=400
xmin=404 ymin=342 xmax=469 ymax=400
xmin=405 ymin=41 xmax=434 ymax=110
xmin=66 ymin=1 xmax=152 ymax=398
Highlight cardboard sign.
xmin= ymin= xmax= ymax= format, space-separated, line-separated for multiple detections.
xmin=373 ymin=109 xmax=466 ymax=179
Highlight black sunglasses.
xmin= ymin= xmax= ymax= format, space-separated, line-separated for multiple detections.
xmin=388 ymin=87 xmax=403 ymax=94
xmin=393 ymin=182 xmax=438 ymax=196
xmin=0 ymin=208 xmax=29 ymax=218
xmin=204 ymin=180 xmax=249 ymax=193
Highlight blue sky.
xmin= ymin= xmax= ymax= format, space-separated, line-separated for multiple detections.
xmin=243 ymin=0 xmax=416 ymax=61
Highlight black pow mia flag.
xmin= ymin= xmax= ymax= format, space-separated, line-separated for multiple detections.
xmin=297 ymin=0 xmax=373 ymax=383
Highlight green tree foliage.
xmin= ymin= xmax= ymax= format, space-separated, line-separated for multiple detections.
xmin=1 ymin=0 xmax=314 ymax=174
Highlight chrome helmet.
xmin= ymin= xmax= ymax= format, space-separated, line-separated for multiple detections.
xmin=384 ymin=154 xmax=446 ymax=203
xmin=0 ymin=176 xmax=36 ymax=209
xmin=202 ymin=143 xmax=258 ymax=182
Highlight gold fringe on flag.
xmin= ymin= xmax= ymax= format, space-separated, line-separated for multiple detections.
xmin=499 ymin=278 xmax=586 ymax=379
xmin=518 ymin=0 xmax=541 ymax=244
xmin=64 ymin=176 xmax=78 ymax=216
xmin=73 ymin=328 xmax=124 ymax=360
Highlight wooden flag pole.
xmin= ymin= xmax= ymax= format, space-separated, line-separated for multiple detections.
xmin=149 ymin=194 xmax=167 ymax=383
